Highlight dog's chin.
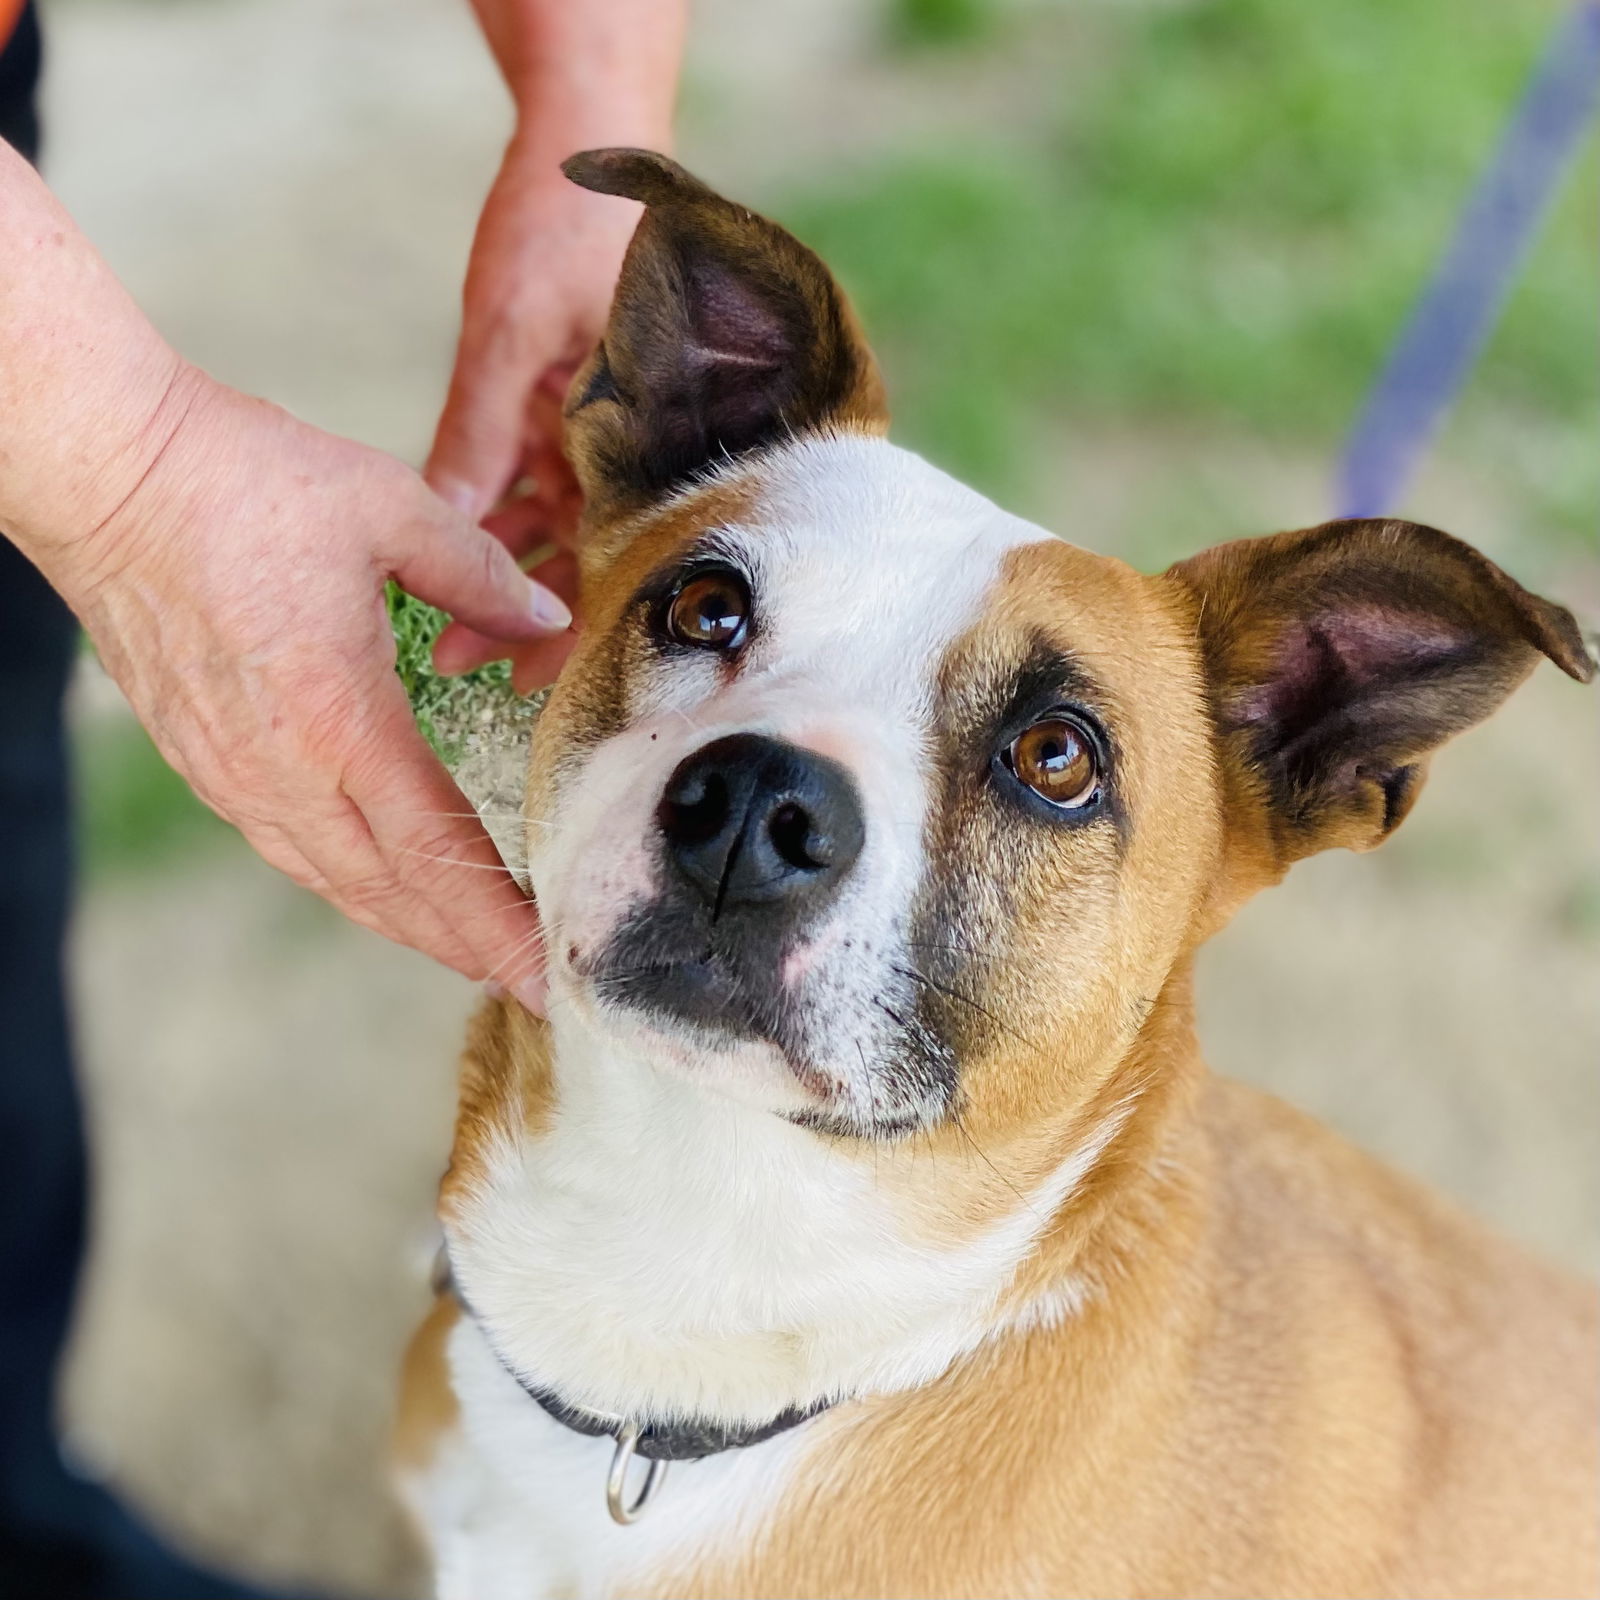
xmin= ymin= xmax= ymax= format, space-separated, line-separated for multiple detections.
xmin=592 ymin=951 xmax=799 ymax=1056
xmin=566 ymin=957 xmax=924 ymax=1141
xmin=585 ymin=955 xmax=831 ymax=1105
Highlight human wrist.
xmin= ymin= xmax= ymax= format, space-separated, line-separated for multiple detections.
xmin=491 ymin=0 xmax=683 ymax=161
xmin=0 ymin=145 xmax=212 ymax=575
xmin=7 ymin=354 xmax=216 ymax=582
xmin=503 ymin=106 xmax=674 ymax=191
xmin=86 ymin=358 xmax=236 ymax=556
xmin=484 ymin=123 xmax=652 ymax=289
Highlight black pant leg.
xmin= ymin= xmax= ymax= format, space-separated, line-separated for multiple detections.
xmin=0 ymin=535 xmax=96 ymax=1560
xmin=0 ymin=0 xmax=102 ymax=1571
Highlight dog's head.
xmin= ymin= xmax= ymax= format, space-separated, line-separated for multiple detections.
xmin=527 ymin=149 xmax=1593 ymax=1148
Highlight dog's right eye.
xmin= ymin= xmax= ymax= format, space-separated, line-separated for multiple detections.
xmin=663 ymin=568 xmax=751 ymax=651
xmin=999 ymin=712 xmax=1105 ymax=814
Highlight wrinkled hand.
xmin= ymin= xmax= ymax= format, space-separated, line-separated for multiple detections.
xmin=61 ymin=369 xmax=569 ymax=1006
xmin=426 ymin=137 xmax=639 ymax=692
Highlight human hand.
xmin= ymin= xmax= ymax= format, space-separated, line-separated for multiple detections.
xmin=45 ymin=368 xmax=568 ymax=1006
xmin=425 ymin=136 xmax=640 ymax=693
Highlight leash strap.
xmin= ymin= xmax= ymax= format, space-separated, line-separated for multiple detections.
xmin=1335 ymin=1 xmax=1600 ymax=519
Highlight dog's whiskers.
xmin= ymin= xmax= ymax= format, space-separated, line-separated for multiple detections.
xmin=393 ymin=846 xmax=521 ymax=874
xmin=371 ymin=807 xmax=556 ymax=831
xmin=892 ymin=961 xmax=1047 ymax=1057
xmin=949 ymin=1105 xmax=1040 ymax=1221
xmin=483 ymin=925 xmax=548 ymax=988
xmin=904 ymin=937 xmax=984 ymax=960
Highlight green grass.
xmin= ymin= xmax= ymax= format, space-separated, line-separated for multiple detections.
xmin=887 ymin=0 xmax=997 ymax=51
xmin=386 ymin=584 xmax=521 ymax=763
xmin=784 ymin=0 xmax=1597 ymax=542
xmin=75 ymin=714 xmax=234 ymax=878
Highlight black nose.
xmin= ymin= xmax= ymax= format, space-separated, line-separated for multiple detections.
xmin=657 ymin=734 xmax=865 ymax=915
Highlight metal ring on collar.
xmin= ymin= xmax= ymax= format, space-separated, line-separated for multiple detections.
xmin=607 ymin=1419 xmax=669 ymax=1525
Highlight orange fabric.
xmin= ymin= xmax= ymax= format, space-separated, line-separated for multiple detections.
xmin=0 ymin=0 xmax=26 ymax=52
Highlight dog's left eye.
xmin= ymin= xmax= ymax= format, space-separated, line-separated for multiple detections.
xmin=1005 ymin=716 xmax=1101 ymax=809
xmin=664 ymin=568 xmax=750 ymax=651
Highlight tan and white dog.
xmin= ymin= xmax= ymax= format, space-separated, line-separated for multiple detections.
xmin=396 ymin=150 xmax=1598 ymax=1600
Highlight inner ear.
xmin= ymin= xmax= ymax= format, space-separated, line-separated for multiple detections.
xmin=1234 ymin=599 xmax=1509 ymax=800
xmin=1170 ymin=518 xmax=1594 ymax=874
xmin=561 ymin=149 xmax=887 ymax=522
xmin=683 ymin=257 xmax=792 ymax=375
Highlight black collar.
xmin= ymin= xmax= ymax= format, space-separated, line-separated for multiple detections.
xmin=519 ymin=1380 xmax=828 ymax=1462
xmin=447 ymin=1268 xmax=831 ymax=1462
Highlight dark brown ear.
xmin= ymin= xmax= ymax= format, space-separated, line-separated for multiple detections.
xmin=1169 ymin=518 xmax=1594 ymax=876
xmin=560 ymin=149 xmax=887 ymax=521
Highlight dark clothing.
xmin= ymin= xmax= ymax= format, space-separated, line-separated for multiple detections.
xmin=1 ymin=8 xmax=96 ymax=1577
xmin=0 ymin=0 xmax=40 ymax=163
xmin=0 ymin=535 xmax=100 ymax=1587
xmin=1 ymin=11 xmax=273 ymax=1595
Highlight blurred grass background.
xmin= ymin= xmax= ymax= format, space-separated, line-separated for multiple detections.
xmin=800 ymin=0 xmax=1595 ymax=561
xmin=45 ymin=1 xmax=1596 ymax=1594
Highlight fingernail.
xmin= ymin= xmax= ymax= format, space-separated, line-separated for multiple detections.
xmin=482 ymin=979 xmax=507 ymax=1000
xmin=529 ymin=586 xmax=572 ymax=632
xmin=511 ymin=973 xmax=549 ymax=1016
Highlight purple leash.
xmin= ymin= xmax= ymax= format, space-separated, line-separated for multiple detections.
xmin=1336 ymin=1 xmax=1600 ymax=520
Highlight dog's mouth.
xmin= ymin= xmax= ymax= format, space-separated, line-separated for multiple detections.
xmin=572 ymin=901 xmax=956 ymax=1138
xmin=578 ymin=901 xmax=813 ymax=1063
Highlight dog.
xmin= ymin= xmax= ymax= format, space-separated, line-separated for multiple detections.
xmin=396 ymin=150 xmax=1598 ymax=1599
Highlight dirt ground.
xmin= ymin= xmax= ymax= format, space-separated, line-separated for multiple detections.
xmin=40 ymin=1 xmax=1599 ymax=1596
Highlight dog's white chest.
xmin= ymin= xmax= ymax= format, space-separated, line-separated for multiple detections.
xmin=405 ymin=1314 xmax=804 ymax=1600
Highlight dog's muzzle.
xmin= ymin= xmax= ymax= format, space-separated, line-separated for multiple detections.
xmin=584 ymin=734 xmax=865 ymax=1048
xmin=656 ymin=733 xmax=864 ymax=914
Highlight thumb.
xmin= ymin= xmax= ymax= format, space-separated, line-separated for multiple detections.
xmin=389 ymin=498 xmax=572 ymax=639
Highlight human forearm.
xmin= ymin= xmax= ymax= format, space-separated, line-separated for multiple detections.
xmin=0 ymin=140 xmax=203 ymax=588
xmin=466 ymin=0 xmax=686 ymax=157
xmin=0 ymin=140 xmax=568 ymax=1001
xmin=424 ymin=0 xmax=685 ymax=534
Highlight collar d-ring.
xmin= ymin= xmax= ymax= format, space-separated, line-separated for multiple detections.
xmin=607 ymin=1419 xmax=669 ymax=1525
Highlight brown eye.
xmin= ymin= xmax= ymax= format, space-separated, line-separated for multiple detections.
xmin=1008 ymin=717 xmax=1100 ymax=809
xmin=665 ymin=570 xmax=750 ymax=651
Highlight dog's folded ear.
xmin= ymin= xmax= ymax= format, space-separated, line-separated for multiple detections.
xmin=1169 ymin=518 xmax=1594 ymax=875
xmin=560 ymin=149 xmax=887 ymax=523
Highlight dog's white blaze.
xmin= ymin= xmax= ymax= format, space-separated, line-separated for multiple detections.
xmin=531 ymin=434 xmax=1055 ymax=1121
